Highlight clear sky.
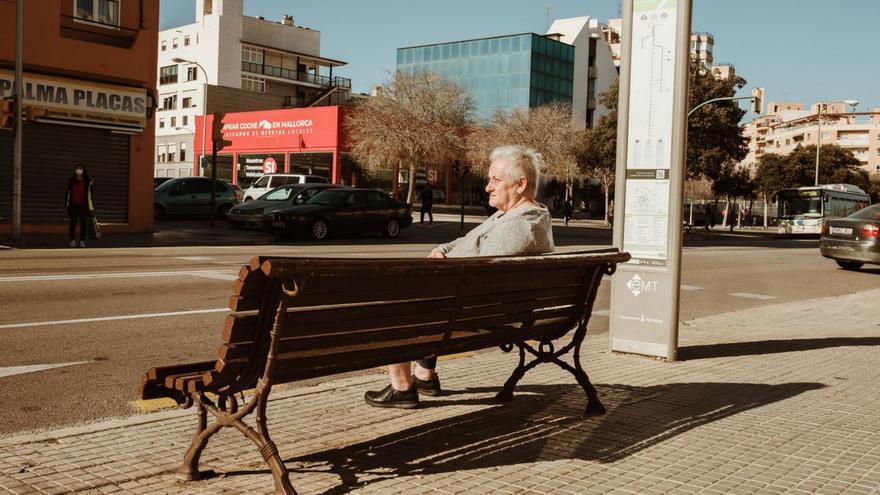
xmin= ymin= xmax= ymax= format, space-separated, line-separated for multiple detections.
xmin=159 ymin=0 xmax=879 ymax=121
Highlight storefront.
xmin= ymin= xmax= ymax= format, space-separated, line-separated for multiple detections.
xmin=194 ymin=106 xmax=347 ymax=189
xmin=0 ymin=69 xmax=151 ymax=233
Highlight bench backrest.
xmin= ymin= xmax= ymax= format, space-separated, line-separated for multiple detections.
xmin=201 ymin=249 xmax=628 ymax=395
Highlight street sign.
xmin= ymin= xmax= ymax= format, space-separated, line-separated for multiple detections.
xmin=610 ymin=0 xmax=693 ymax=361
xmin=262 ymin=156 xmax=278 ymax=174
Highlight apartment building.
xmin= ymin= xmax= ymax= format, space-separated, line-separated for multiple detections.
xmin=1 ymin=0 xmax=158 ymax=234
xmin=155 ymin=0 xmax=351 ymax=178
xmin=741 ymin=101 xmax=880 ymax=174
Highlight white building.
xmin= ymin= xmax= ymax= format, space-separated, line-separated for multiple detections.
xmin=155 ymin=0 xmax=351 ymax=178
xmin=546 ymin=16 xmax=618 ymax=129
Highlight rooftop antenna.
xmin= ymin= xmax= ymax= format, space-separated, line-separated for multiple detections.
xmin=546 ymin=4 xmax=552 ymax=31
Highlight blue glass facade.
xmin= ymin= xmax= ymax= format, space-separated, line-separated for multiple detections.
xmin=397 ymin=34 xmax=575 ymax=121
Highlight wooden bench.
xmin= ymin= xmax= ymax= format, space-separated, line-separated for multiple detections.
xmin=139 ymin=248 xmax=629 ymax=494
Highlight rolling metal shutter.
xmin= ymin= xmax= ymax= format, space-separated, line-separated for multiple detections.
xmin=0 ymin=122 xmax=130 ymax=224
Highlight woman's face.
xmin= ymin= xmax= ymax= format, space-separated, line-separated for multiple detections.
xmin=485 ymin=158 xmax=526 ymax=212
xmin=75 ymin=168 xmax=84 ymax=177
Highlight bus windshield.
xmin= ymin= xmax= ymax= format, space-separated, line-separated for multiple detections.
xmin=777 ymin=190 xmax=822 ymax=218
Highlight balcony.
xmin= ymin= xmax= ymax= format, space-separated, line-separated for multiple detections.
xmin=242 ymin=61 xmax=351 ymax=89
xmin=60 ymin=14 xmax=139 ymax=48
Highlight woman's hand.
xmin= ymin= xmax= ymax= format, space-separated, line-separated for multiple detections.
xmin=428 ymin=250 xmax=445 ymax=259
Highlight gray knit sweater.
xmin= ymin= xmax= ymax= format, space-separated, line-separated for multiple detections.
xmin=433 ymin=202 xmax=555 ymax=258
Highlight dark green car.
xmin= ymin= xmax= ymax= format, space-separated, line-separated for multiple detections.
xmin=154 ymin=177 xmax=243 ymax=219
xmin=271 ymin=188 xmax=413 ymax=240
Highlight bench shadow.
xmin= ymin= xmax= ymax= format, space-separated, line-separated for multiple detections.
xmin=680 ymin=337 xmax=880 ymax=360
xmin=220 ymin=381 xmax=822 ymax=494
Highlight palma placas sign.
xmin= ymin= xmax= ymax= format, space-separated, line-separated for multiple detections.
xmin=0 ymin=69 xmax=147 ymax=129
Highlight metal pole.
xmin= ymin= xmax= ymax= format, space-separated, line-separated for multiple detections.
xmin=814 ymin=104 xmax=823 ymax=187
xmin=200 ymin=78 xmax=207 ymax=176
xmin=687 ymin=96 xmax=755 ymax=117
xmin=12 ymin=0 xmax=23 ymax=242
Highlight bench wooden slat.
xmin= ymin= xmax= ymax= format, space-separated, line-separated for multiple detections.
xmin=139 ymin=360 xmax=216 ymax=400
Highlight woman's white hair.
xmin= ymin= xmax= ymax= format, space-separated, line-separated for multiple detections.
xmin=489 ymin=145 xmax=543 ymax=199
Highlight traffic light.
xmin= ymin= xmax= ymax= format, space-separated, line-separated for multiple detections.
xmin=452 ymin=160 xmax=460 ymax=175
xmin=0 ymin=97 xmax=14 ymax=131
xmin=211 ymin=111 xmax=232 ymax=151
xmin=750 ymin=87 xmax=765 ymax=115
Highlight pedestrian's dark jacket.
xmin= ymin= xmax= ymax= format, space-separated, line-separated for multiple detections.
xmin=65 ymin=174 xmax=95 ymax=212
xmin=420 ymin=188 xmax=433 ymax=206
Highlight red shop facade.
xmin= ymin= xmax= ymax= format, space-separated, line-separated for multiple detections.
xmin=194 ymin=106 xmax=350 ymax=188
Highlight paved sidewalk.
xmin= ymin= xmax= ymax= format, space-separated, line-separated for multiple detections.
xmin=1 ymin=290 xmax=879 ymax=494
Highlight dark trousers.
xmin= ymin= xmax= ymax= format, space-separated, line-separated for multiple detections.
xmin=420 ymin=205 xmax=433 ymax=224
xmin=416 ymin=356 xmax=437 ymax=370
xmin=68 ymin=205 xmax=90 ymax=241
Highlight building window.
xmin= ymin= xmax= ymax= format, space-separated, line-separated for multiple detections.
xmin=170 ymin=116 xmax=176 ymax=128
xmin=186 ymin=67 xmax=198 ymax=81
xmin=241 ymin=75 xmax=266 ymax=93
xmin=161 ymin=41 xmax=167 ymax=52
xmin=172 ymin=38 xmax=179 ymax=49
xmin=182 ymin=115 xmax=188 ymax=126
xmin=74 ymin=0 xmax=120 ymax=26
xmin=160 ymin=65 xmax=178 ymax=85
xmin=159 ymin=119 xmax=165 ymax=129
xmin=184 ymin=36 xmax=191 ymax=47
xmin=161 ymin=95 xmax=177 ymax=111
xmin=157 ymin=145 xmax=166 ymax=162
xmin=180 ymin=143 xmax=188 ymax=162
xmin=182 ymin=97 xmax=192 ymax=108
xmin=242 ymin=46 xmax=264 ymax=65
xmin=168 ymin=144 xmax=177 ymax=162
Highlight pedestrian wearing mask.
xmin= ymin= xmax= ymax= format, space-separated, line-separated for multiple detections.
xmin=65 ymin=164 xmax=94 ymax=248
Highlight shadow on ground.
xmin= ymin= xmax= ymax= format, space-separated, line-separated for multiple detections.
xmin=219 ymin=381 xmax=823 ymax=494
xmin=680 ymin=337 xmax=880 ymax=360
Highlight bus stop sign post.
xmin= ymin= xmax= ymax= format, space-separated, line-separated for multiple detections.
xmin=609 ymin=0 xmax=693 ymax=362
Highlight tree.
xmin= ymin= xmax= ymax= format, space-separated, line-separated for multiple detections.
xmin=686 ymin=60 xmax=749 ymax=181
xmin=711 ymin=162 xmax=754 ymax=227
xmin=345 ymin=71 xmax=474 ymax=203
xmin=466 ymin=103 xmax=580 ymax=195
xmin=784 ymin=144 xmax=866 ymax=188
xmin=753 ymin=153 xmax=788 ymax=227
xmin=574 ymin=80 xmax=618 ymax=223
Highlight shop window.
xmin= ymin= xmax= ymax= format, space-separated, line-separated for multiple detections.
xmin=74 ymin=0 xmax=119 ymax=26
xmin=160 ymin=65 xmax=178 ymax=85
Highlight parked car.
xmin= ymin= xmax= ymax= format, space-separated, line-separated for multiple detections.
xmin=271 ymin=188 xmax=413 ymax=240
xmin=242 ymin=174 xmax=330 ymax=201
xmin=154 ymin=177 xmax=173 ymax=189
xmin=154 ymin=177 xmax=243 ymax=219
xmin=226 ymin=183 xmax=339 ymax=229
xmin=819 ymin=203 xmax=880 ymax=271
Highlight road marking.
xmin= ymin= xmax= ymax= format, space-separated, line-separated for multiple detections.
xmin=189 ymin=272 xmax=239 ymax=281
xmin=0 ymin=270 xmax=237 ymax=283
xmin=681 ymin=285 xmax=704 ymax=291
xmin=174 ymin=256 xmax=215 ymax=261
xmin=0 ymin=308 xmax=228 ymax=330
xmin=0 ymin=361 xmax=91 ymax=379
xmin=730 ymin=292 xmax=776 ymax=300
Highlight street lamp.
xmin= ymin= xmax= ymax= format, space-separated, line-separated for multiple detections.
xmin=814 ymin=99 xmax=858 ymax=186
xmin=171 ymin=57 xmax=208 ymax=177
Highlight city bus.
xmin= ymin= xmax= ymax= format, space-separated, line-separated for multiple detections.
xmin=776 ymin=184 xmax=870 ymax=235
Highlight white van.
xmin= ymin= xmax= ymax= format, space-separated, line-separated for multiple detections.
xmin=243 ymin=174 xmax=330 ymax=201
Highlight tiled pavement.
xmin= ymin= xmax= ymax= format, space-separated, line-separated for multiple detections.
xmin=1 ymin=289 xmax=879 ymax=494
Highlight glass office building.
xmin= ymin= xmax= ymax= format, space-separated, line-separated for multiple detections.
xmin=397 ymin=34 xmax=575 ymax=121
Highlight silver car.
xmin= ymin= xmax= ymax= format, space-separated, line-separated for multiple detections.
xmin=819 ymin=204 xmax=880 ymax=271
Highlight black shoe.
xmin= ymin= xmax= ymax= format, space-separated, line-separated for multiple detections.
xmin=364 ymin=384 xmax=419 ymax=409
xmin=412 ymin=374 xmax=442 ymax=396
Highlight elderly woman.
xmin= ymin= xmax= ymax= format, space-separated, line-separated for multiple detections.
xmin=365 ymin=144 xmax=555 ymax=408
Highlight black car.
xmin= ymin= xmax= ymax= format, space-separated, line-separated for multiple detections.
xmin=271 ymin=188 xmax=413 ymax=240
xmin=820 ymin=203 xmax=880 ymax=271
xmin=226 ymin=183 xmax=338 ymax=229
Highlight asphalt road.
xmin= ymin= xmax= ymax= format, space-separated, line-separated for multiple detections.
xmin=0 ymin=221 xmax=876 ymax=436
